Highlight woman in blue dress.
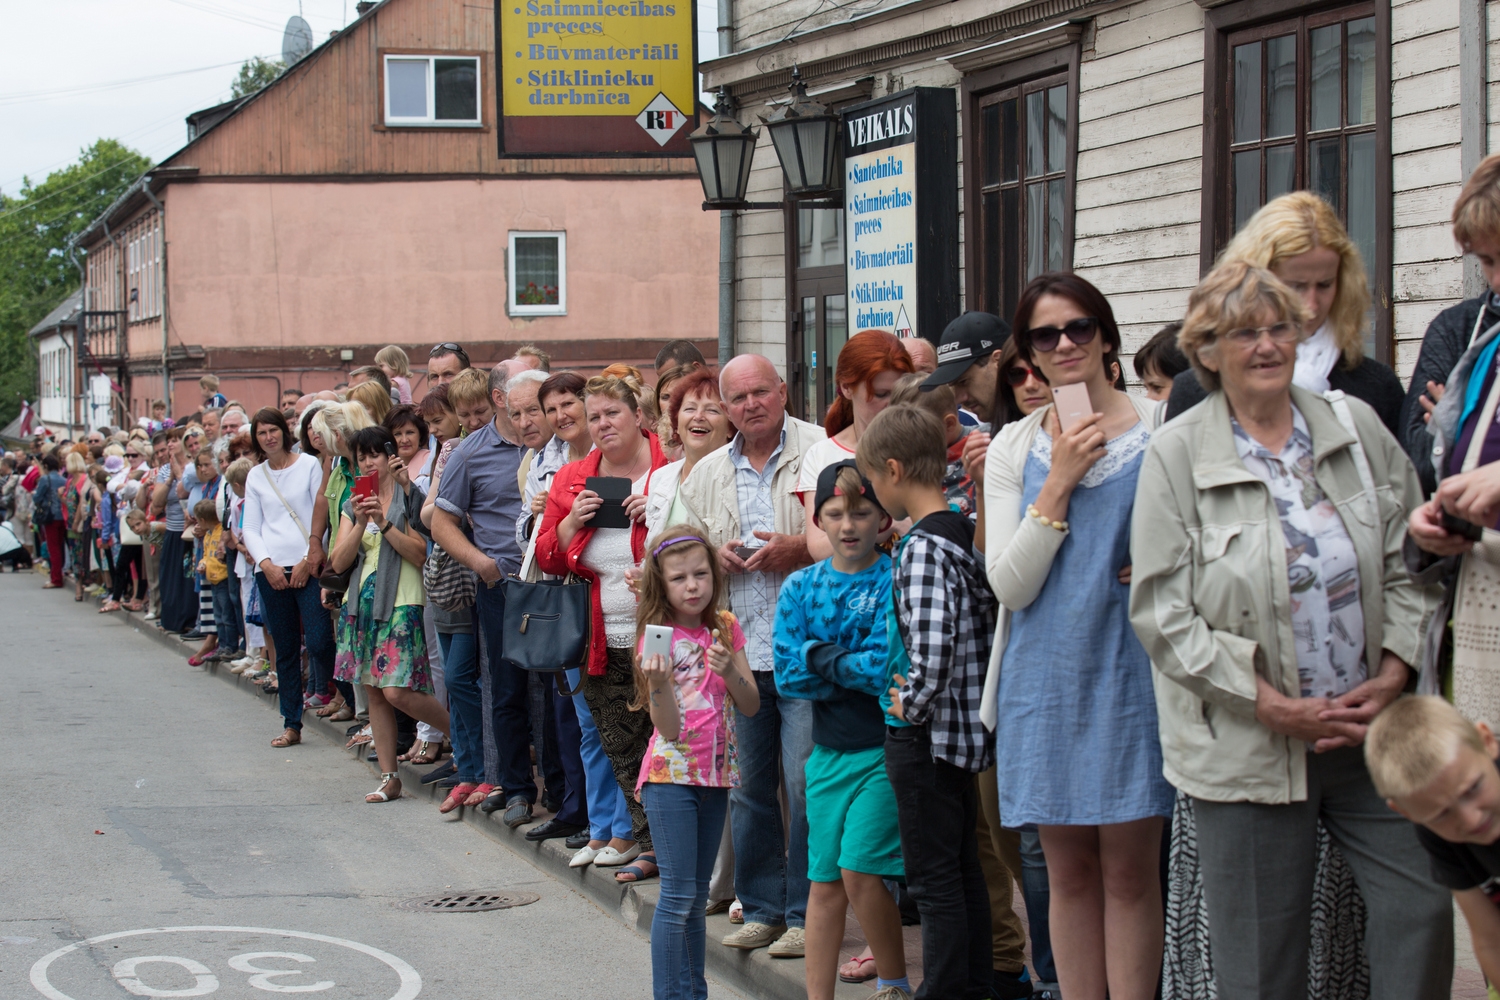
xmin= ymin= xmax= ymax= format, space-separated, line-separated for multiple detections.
xmin=983 ymin=272 xmax=1173 ymax=1000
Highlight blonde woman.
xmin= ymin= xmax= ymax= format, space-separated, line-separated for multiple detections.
xmin=347 ymin=379 xmax=393 ymax=425
xmin=1166 ymin=192 xmax=1403 ymax=436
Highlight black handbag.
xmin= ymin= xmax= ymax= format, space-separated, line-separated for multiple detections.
xmin=498 ymin=574 xmax=591 ymax=696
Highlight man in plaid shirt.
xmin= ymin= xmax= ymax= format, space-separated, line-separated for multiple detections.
xmin=859 ymin=404 xmax=1000 ymax=1000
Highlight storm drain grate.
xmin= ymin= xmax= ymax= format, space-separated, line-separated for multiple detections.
xmin=396 ymin=889 xmax=540 ymax=912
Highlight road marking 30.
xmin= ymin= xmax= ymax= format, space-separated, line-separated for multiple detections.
xmin=29 ymin=926 xmax=421 ymax=1000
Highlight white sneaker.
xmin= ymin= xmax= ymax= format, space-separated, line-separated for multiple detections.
xmin=143 ymin=611 xmax=157 ymax=621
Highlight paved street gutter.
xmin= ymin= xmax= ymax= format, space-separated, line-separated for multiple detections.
xmin=107 ymin=605 xmax=871 ymax=1000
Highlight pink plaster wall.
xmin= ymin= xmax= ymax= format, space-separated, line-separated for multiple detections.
xmin=164 ymin=175 xmax=717 ymax=352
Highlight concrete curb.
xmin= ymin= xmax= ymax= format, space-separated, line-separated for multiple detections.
xmin=110 ymin=607 xmax=872 ymax=1000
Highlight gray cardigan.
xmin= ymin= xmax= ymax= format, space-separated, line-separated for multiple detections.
xmin=342 ymin=493 xmax=412 ymax=624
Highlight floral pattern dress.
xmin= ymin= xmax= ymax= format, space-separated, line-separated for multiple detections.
xmin=635 ymin=613 xmax=746 ymax=792
xmin=334 ymin=523 xmax=431 ymax=691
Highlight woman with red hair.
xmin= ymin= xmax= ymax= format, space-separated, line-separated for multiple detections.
xmin=796 ymin=329 xmax=914 ymax=560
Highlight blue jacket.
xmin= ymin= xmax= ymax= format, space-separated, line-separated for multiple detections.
xmin=773 ymin=554 xmax=891 ymax=750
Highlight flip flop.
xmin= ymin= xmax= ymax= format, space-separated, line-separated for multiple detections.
xmin=839 ymin=954 xmax=878 ymax=983
xmin=614 ymin=854 xmax=657 ymax=883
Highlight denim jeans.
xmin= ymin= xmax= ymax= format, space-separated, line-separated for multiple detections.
xmin=730 ymin=671 xmax=812 ymax=929
xmin=885 ymin=724 xmax=992 ymax=1000
xmin=475 ymin=584 xmax=536 ymax=801
xmin=210 ymin=579 xmax=242 ymax=656
xmin=254 ymin=572 xmax=335 ymax=732
xmin=569 ymin=667 xmax=633 ymax=841
xmin=549 ymin=676 xmax=589 ymax=827
xmin=438 ymin=630 xmax=484 ymax=785
xmin=1017 ymin=825 xmax=1057 ymax=984
xmin=643 ymin=782 xmax=729 ymax=1000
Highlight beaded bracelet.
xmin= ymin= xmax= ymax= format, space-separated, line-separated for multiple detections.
xmin=1026 ymin=504 xmax=1068 ymax=533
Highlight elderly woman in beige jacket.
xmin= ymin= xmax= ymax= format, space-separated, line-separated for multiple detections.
xmin=1129 ymin=261 xmax=1450 ymax=1000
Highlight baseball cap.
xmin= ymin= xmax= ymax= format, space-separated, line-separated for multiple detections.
xmin=813 ymin=459 xmax=883 ymax=522
xmin=923 ymin=311 xmax=1012 ymax=388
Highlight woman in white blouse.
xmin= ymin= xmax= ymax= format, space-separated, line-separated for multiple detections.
xmin=242 ymin=407 xmax=335 ymax=750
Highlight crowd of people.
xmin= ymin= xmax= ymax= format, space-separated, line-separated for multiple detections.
xmin=17 ymin=158 xmax=1500 ymax=1000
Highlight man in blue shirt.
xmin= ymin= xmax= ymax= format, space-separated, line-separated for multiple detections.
xmin=432 ymin=360 xmax=535 ymax=828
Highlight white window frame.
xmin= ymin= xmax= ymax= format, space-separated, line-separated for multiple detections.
xmin=383 ymin=54 xmax=482 ymax=127
xmin=507 ymin=231 xmax=567 ymax=317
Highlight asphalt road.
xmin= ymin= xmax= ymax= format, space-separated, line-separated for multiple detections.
xmin=0 ymin=571 xmax=717 ymax=1000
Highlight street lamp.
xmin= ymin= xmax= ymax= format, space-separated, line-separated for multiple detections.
xmin=690 ymin=89 xmax=759 ymax=209
xmin=761 ymin=68 xmax=841 ymax=197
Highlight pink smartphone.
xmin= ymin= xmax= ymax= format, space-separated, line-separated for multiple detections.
xmin=1052 ymin=383 xmax=1093 ymax=432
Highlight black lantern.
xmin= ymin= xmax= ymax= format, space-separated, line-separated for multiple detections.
xmin=690 ymin=89 xmax=759 ymax=209
xmin=761 ymin=68 xmax=841 ymax=197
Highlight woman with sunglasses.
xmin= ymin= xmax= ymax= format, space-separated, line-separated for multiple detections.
xmin=984 ymin=272 xmax=1172 ymax=1000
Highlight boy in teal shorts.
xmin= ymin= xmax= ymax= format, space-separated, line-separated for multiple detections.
xmin=775 ymin=459 xmax=910 ymax=1000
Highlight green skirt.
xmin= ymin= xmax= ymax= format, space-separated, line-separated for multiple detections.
xmin=334 ymin=574 xmax=431 ymax=691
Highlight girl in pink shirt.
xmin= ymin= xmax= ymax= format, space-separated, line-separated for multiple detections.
xmin=634 ymin=526 xmax=760 ymax=1000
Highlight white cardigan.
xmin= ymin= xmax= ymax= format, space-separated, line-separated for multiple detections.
xmin=978 ymin=395 xmax=1160 ymax=728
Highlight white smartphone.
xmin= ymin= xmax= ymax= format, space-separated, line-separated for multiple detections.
xmin=1052 ymin=382 xmax=1093 ymax=432
xmin=643 ymin=624 xmax=673 ymax=660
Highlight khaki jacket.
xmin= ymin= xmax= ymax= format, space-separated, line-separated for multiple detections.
xmin=1128 ymin=386 xmax=1439 ymax=805
xmin=677 ymin=415 xmax=825 ymax=550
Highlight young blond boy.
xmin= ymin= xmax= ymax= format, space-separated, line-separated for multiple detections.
xmin=1368 ymin=696 xmax=1500 ymax=993
xmin=891 ymin=374 xmax=975 ymax=518
xmin=858 ymin=405 xmax=1000 ymax=1000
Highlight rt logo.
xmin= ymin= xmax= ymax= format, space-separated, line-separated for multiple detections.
xmin=636 ymin=93 xmax=687 ymax=146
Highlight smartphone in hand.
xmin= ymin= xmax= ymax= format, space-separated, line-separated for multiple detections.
xmin=643 ymin=624 xmax=673 ymax=660
xmin=1052 ymin=383 xmax=1093 ymax=432
xmin=354 ymin=473 xmax=378 ymax=500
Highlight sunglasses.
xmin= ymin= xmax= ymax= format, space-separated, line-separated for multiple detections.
xmin=429 ymin=342 xmax=470 ymax=362
xmin=1027 ymin=317 xmax=1100 ymax=353
xmin=1004 ymin=364 xmax=1049 ymax=387
xmin=126 ymin=451 xmax=141 ymax=458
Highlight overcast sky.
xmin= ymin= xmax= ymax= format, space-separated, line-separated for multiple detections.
xmin=0 ymin=0 xmax=718 ymax=199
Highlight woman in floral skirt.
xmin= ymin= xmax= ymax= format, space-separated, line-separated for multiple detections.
xmin=328 ymin=425 xmax=449 ymax=803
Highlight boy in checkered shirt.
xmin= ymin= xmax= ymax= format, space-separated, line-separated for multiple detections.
xmin=857 ymin=404 xmax=1000 ymax=1000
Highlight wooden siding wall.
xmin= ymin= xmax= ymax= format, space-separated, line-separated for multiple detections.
xmin=167 ymin=0 xmax=692 ymax=178
xmin=1389 ymin=0 xmax=1466 ymax=375
xmin=1072 ymin=0 xmax=1205 ymax=359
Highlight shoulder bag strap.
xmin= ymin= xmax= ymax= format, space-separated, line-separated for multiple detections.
xmin=260 ymin=462 xmax=310 ymax=546
xmin=1324 ymin=390 xmax=1377 ymax=500
xmin=519 ymin=509 xmax=544 ymax=583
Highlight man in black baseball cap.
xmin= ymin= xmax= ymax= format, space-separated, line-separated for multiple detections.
xmin=921 ymin=311 xmax=1011 ymax=425
xmin=921 ymin=310 xmax=1012 ymax=495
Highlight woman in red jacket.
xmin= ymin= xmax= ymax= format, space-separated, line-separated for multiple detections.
xmin=537 ymin=370 xmax=670 ymax=883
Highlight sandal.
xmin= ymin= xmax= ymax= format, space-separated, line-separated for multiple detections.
xmin=615 ymin=854 xmax=658 ymax=883
xmin=315 ymin=698 xmax=346 ymax=718
xmin=839 ymin=953 xmax=879 ymax=984
xmin=366 ymin=772 xmax=401 ymax=803
xmin=408 ymin=740 xmax=443 ymax=765
xmin=327 ymin=705 xmax=355 ymax=722
xmin=463 ymin=782 xmax=497 ymax=808
xmin=441 ymin=782 xmax=479 ymax=814
xmin=270 ymin=728 xmax=301 ymax=748
xmin=99 ymin=600 xmax=121 ymax=613
xmin=345 ymin=726 xmax=373 ymax=750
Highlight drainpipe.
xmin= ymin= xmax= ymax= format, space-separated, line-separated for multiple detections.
xmin=716 ymin=0 xmax=736 ymax=365
xmin=101 ymin=220 xmax=125 ymax=421
xmin=66 ymin=243 xmax=86 ymax=436
xmin=142 ymin=180 xmax=169 ymax=410
xmin=1460 ymin=0 xmax=1488 ymax=297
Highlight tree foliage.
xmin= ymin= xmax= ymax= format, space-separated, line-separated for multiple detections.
xmin=0 ymin=139 xmax=152 ymax=426
xmin=231 ymin=56 xmax=285 ymax=98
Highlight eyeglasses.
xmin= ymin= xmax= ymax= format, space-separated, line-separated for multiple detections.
xmin=1027 ymin=317 xmax=1099 ymax=353
xmin=1221 ymin=322 xmax=1299 ymax=348
xmin=1004 ymin=364 xmax=1049 ymax=387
